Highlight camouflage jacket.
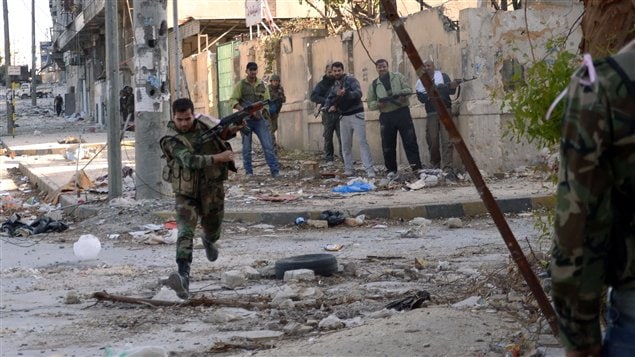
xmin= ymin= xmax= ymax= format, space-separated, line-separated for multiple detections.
xmin=551 ymin=43 xmax=635 ymax=350
xmin=160 ymin=118 xmax=230 ymax=199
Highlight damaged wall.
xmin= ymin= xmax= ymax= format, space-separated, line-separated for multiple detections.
xmin=230 ymin=2 xmax=582 ymax=174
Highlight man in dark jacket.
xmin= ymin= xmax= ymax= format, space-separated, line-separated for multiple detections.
xmin=415 ymin=60 xmax=459 ymax=173
xmin=324 ymin=61 xmax=375 ymax=178
xmin=310 ymin=64 xmax=341 ymax=164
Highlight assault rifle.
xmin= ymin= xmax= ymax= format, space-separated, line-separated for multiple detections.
xmin=455 ymin=76 xmax=478 ymax=84
xmin=377 ymin=92 xmax=416 ymax=106
xmin=198 ymin=99 xmax=270 ymax=143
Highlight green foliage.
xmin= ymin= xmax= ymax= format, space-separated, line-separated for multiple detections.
xmin=261 ymin=35 xmax=282 ymax=75
xmin=502 ymin=38 xmax=578 ymax=149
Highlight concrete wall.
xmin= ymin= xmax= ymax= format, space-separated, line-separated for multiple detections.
xmin=227 ymin=2 xmax=583 ymax=174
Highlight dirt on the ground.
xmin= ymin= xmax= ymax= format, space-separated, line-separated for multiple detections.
xmin=0 ymin=99 xmax=562 ymax=356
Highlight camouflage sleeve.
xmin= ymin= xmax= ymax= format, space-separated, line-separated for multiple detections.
xmin=551 ymin=66 xmax=614 ymax=350
xmin=162 ymin=137 xmax=214 ymax=169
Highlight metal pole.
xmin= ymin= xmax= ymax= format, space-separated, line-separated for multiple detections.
xmin=30 ymin=0 xmax=36 ymax=106
xmin=106 ymin=0 xmax=122 ymax=199
xmin=3 ymin=0 xmax=14 ymax=135
xmin=380 ymin=0 xmax=559 ymax=337
xmin=173 ymin=0 xmax=180 ymax=98
xmin=133 ymin=0 xmax=170 ymax=199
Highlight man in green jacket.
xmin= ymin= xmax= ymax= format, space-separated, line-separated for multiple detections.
xmin=367 ymin=59 xmax=422 ymax=182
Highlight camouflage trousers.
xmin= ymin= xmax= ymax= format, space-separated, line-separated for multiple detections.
xmin=174 ymin=185 xmax=225 ymax=263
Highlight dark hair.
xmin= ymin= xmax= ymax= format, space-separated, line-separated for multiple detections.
xmin=331 ymin=61 xmax=344 ymax=70
xmin=375 ymin=59 xmax=388 ymax=66
xmin=172 ymin=98 xmax=194 ymax=115
xmin=246 ymin=62 xmax=258 ymax=70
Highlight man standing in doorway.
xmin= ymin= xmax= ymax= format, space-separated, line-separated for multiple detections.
xmin=229 ymin=62 xmax=280 ymax=177
xmin=324 ymin=61 xmax=375 ymax=178
xmin=415 ymin=60 xmax=459 ymax=178
xmin=54 ymin=94 xmax=64 ymax=116
xmin=311 ymin=63 xmax=342 ymax=165
xmin=367 ymin=59 xmax=423 ymax=183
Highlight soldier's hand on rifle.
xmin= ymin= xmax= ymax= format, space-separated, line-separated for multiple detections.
xmin=449 ymin=80 xmax=460 ymax=89
xmin=336 ymin=87 xmax=346 ymax=97
xmin=328 ymin=105 xmax=337 ymax=113
xmin=212 ymin=150 xmax=235 ymax=163
xmin=377 ymin=101 xmax=387 ymax=109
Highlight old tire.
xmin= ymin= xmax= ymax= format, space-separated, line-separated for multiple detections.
xmin=275 ymin=253 xmax=338 ymax=279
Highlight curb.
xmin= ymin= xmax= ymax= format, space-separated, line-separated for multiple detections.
xmin=221 ymin=195 xmax=555 ymax=225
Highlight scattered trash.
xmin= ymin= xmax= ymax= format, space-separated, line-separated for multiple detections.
xmin=319 ymin=210 xmax=346 ymax=226
xmin=385 ymin=290 xmax=430 ymax=311
xmin=294 ymin=217 xmax=306 ymax=225
xmin=164 ymin=220 xmax=177 ymax=229
xmin=344 ymin=215 xmax=365 ymax=227
xmin=1 ymin=213 xmax=69 ymax=237
xmin=73 ymin=234 xmax=102 ymax=260
xmin=57 ymin=136 xmax=86 ymax=144
xmin=407 ymin=174 xmax=439 ymax=190
xmin=332 ymin=178 xmax=376 ymax=193
xmin=372 ymin=224 xmax=387 ymax=229
xmin=323 ymin=244 xmax=343 ymax=251
xmin=414 ymin=257 xmax=427 ymax=269
xmin=108 ymin=234 xmax=120 ymax=240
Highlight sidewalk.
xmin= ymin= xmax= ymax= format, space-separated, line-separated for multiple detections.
xmin=0 ymin=116 xmax=555 ymax=223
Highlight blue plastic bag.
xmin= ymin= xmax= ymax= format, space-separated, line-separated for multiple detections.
xmin=332 ymin=179 xmax=375 ymax=193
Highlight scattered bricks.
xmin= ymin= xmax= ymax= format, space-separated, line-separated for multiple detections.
xmin=283 ymin=269 xmax=315 ymax=282
xmin=221 ymin=270 xmax=247 ymax=288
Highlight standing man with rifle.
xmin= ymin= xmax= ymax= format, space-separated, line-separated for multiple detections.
xmin=415 ymin=60 xmax=460 ymax=180
xmin=324 ymin=61 xmax=375 ymax=178
xmin=367 ymin=59 xmax=423 ymax=183
xmin=159 ymin=98 xmax=245 ymax=299
xmin=311 ymin=63 xmax=342 ymax=165
xmin=230 ymin=62 xmax=280 ymax=177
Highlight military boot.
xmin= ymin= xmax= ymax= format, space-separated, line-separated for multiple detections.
xmin=167 ymin=260 xmax=190 ymax=299
xmin=202 ymin=238 xmax=219 ymax=262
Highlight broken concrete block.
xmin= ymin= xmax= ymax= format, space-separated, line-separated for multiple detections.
xmin=306 ymin=219 xmax=328 ymax=228
xmin=446 ymin=217 xmax=463 ymax=228
xmin=283 ymin=269 xmax=315 ymax=282
xmin=318 ymin=314 xmax=345 ymax=330
xmin=221 ymin=270 xmax=246 ymax=288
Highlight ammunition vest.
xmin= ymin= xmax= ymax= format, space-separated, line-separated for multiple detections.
xmin=160 ymin=117 xmax=228 ymax=198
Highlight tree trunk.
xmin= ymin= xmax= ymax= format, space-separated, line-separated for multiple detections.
xmin=581 ymin=0 xmax=635 ymax=57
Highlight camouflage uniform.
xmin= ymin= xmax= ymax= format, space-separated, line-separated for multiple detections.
xmin=160 ymin=117 xmax=231 ymax=266
xmin=267 ymin=82 xmax=286 ymax=145
xmin=551 ymin=42 xmax=635 ymax=351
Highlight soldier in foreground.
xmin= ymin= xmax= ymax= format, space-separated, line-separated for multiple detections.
xmin=160 ymin=98 xmax=244 ymax=299
xmin=551 ymin=38 xmax=635 ymax=356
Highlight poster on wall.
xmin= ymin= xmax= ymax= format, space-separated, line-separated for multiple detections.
xmin=245 ymin=0 xmax=262 ymax=27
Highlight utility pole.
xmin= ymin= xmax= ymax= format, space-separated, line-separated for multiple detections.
xmin=133 ymin=0 xmax=170 ymax=199
xmin=3 ymin=0 xmax=14 ymax=135
xmin=30 ymin=0 xmax=36 ymax=106
xmin=173 ymin=0 xmax=180 ymax=98
xmin=106 ymin=0 xmax=122 ymax=199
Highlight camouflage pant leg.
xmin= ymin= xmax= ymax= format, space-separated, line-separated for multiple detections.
xmin=175 ymin=195 xmax=199 ymax=263
xmin=199 ymin=184 xmax=225 ymax=246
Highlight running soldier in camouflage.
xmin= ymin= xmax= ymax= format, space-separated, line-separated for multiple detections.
xmin=551 ymin=39 xmax=635 ymax=356
xmin=160 ymin=98 xmax=244 ymax=299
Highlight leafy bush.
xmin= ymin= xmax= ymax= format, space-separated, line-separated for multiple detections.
xmin=502 ymin=38 xmax=578 ymax=149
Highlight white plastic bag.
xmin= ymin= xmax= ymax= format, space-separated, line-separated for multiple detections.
xmin=73 ymin=234 xmax=101 ymax=260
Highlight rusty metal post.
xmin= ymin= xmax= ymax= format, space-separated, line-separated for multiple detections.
xmin=378 ymin=0 xmax=558 ymax=336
